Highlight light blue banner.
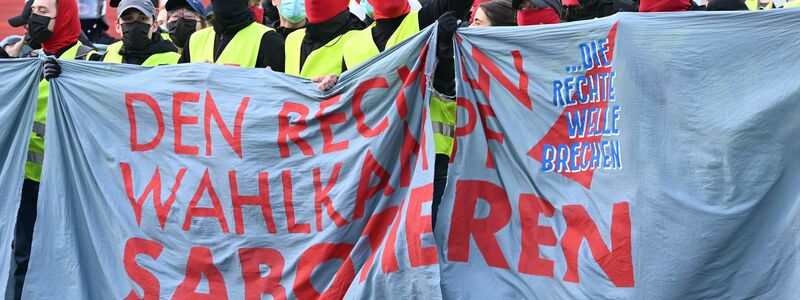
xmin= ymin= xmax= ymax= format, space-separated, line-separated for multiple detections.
xmin=438 ymin=9 xmax=800 ymax=299
xmin=0 ymin=58 xmax=41 ymax=298
xmin=23 ymin=27 xmax=440 ymax=299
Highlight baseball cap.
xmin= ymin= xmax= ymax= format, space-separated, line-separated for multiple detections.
xmin=117 ymin=0 xmax=157 ymax=18
xmin=165 ymin=0 xmax=207 ymax=17
xmin=7 ymin=0 xmax=34 ymax=28
xmin=111 ymin=0 xmax=159 ymax=7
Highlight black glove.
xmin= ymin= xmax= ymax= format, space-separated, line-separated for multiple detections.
xmin=434 ymin=11 xmax=459 ymax=97
xmin=43 ymin=57 xmax=61 ymax=80
xmin=436 ymin=11 xmax=459 ymax=56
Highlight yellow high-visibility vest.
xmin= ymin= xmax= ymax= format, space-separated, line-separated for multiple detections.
xmin=103 ymin=41 xmax=180 ymax=66
xmin=343 ymin=11 xmax=420 ymax=69
xmin=26 ymin=42 xmax=98 ymax=181
xmin=188 ymin=22 xmax=273 ymax=68
xmin=284 ymin=28 xmax=358 ymax=78
xmin=343 ymin=12 xmax=454 ymax=156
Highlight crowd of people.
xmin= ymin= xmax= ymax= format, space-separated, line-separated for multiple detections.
xmin=0 ymin=0 xmax=797 ymax=298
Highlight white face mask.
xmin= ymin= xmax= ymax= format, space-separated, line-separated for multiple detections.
xmin=278 ymin=0 xmax=306 ymax=24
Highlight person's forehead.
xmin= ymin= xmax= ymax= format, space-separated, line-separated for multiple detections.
xmin=122 ymin=8 xmax=152 ymax=18
xmin=169 ymin=6 xmax=195 ymax=13
xmin=31 ymin=0 xmax=55 ymax=8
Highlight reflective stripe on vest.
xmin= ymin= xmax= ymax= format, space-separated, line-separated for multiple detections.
xmin=343 ymin=11 xmax=420 ymax=70
xmin=27 ymin=151 xmax=44 ymax=165
xmin=26 ymin=42 xmax=89 ymax=182
xmin=285 ymin=28 xmax=358 ymax=79
xmin=431 ymin=90 xmax=456 ymax=156
xmin=32 ymin=121 xmax=46 ymax=137
xmin=188 ymin=22 xmax=272 ymax=68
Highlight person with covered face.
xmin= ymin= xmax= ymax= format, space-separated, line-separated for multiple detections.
xmin=284 ymin=0 xmax=365 ymax=79
xmin=512 ymin=0 xmax=562 ymax=25
xmin=110 ymin=0 xmax=173 ymax=41
xmin=12 ymin=0 xmax=99 ymax=298
xmin=271 ymin=0 xmax=306 ymax=39
xmin=95 ymin=0 xmax=180 ymax=65
xmin=164 ymin=0 xmax=208 ymax=51
xmin=180 ymin=0 xmax=285 ymax=70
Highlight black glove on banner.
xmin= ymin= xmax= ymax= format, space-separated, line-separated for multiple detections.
xmin=167 ymin=19 xmax=198 ymax=48
xmin=434 ymin=11 xmax=458 ymax=97
xmin=121 ymin=22 xmax=153 ymax=51
xmin=212 ymin=0 xmax=254 ymax=31
xmin=43 ymin=57 xmax=61 ymax=80
xmin=27 ymin=13 xmax=54 ymax=47
xmin=436 ymin=11 xmax=458 ymax=60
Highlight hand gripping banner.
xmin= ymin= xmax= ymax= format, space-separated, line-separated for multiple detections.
xmin=23 ymin=27 xmax=440 ymax=299
xmin=437 ymin=10 xmax=800 ymax=299
xmin=0 ymin=59 xmax=42 ymax=297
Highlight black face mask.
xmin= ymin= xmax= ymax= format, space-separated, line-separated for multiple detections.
xmin=264 ymin=4 xmax=279 ymax=23
xmin=27 ymin=13 xmax=54 ymax=47
xmin=121 ymin=21 xmax=152 ymax=51
xmin=167 ymin=19 xmax=197 ymax=48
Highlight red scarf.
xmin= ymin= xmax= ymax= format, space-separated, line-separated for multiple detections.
xmin=517 ymin=7 xmax=560 ymax=26
xmin=306 ymin=0 xmax=349 ymax=23
xmin=43 ymin=0 xmax=82 ymax=54
xmin=250 ymin=6 xmax=264 ymax=24
xmin=639 ymin=0 xmax=691 ymax=12
xmin=371 ymin=0 xmax=411 ymax=20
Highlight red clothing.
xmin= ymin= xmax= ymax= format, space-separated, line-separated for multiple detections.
xmin=43 ymin=0 xmax=81 ymax=53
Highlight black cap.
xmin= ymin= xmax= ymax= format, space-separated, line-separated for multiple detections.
xmin=8 ymin=0 xmax=34 ymax=28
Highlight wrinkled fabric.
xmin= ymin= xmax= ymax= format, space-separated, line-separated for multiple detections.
xmin=438 ymin=10 xmax=800 ymax=299
xmin=23 ymin=26 xmax=441 ymax=300
xmin=0 ymin=59 xmax=41 ymax=298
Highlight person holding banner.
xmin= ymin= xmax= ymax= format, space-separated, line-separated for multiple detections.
xmin=179 ymin=0 xmax=285 ymax=70
xmin=94 ymin=0 xmax=180 ymax=65
xmin=284 ymin=0 xmax=364 ymax=79
xmin=340 ymin=0 xmax=469 ymax=228
xmin=14 ymin=0 xmax=98 ymax=298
